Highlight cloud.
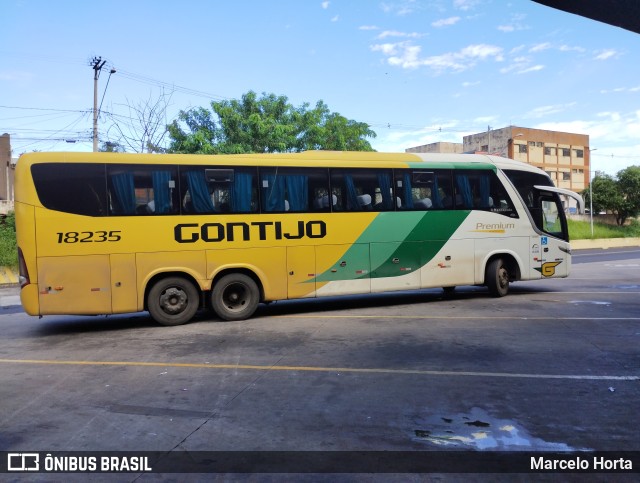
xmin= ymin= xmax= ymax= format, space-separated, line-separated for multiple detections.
xmin=432 ymin=16 xmax=461 ymax=28
xmin=529 ymin=43 xmax=552 ymax=53
xmin=594 ymin=49 xmax=618 ymax=60
xmin=371 ymin=42 xmax=503 ymax=72
xmin=524 ymin=103 xmax=577 ymax=119
xmin=372 ymin=121 xmax=465 ymax=152
xmin=359 ymin=25 xmax=379 ymax=31
xmin=454 ymin=0 xmax=480 ymax=11
xmin=600 ymin=85 xmax=640 ymax=94
xmin=558 ymin=44 xmax=586 ymax=53
xmin=497 ymin=13 xmax=528 ymax=32
xmin=331 ymin=15 xmax=339 ymax=22
xmin=321 ymin=1 xmax=329 ymax=8
xmin=377 ymin=30 xmax=424 ymax=39
xmin=380 ymin=0 xmax=419 ymax=16
xmin=517 ymin=65 xmax=544 ymax=74
xmin=500 ymin=53 xmax=545 ymax=75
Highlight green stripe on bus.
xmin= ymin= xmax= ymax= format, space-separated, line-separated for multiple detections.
xmin=369 ymin=211 xmax=470 ymax=279
xmin=314 ymin=211 xmax=469 ymax=282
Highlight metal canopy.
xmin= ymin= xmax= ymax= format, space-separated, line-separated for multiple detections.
xmin=532 ymin=0 xmax=640 ymax=34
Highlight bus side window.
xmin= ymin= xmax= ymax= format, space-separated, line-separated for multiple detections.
xmin=108 ymin=165 xmax=178 ymax=216
xmin=181 ymin=167 xmax=258 ymax=214
xmin=432 ymin=171 xmax=453 ymax=209
xmin=31 ymin=163 xmax=108 ymax=217
xmin=330 ymin=169 xmax=394 ymax=212
xmin=395 ymin=170 xmax=442 ymax=210
xmin=260 ymin=168 xmax=328 ymax=213
xmin=453 ymin=171 xmax=487 ymax=210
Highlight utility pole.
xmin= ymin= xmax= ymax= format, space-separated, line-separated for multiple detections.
xmin=90 ymin=57 xmax=107 ymax=152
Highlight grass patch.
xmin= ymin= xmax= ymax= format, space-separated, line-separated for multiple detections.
xmin=568 ymin=218 xmax=640 ymax=240
xmin=0 ymin=211 xmax=17 ymax=269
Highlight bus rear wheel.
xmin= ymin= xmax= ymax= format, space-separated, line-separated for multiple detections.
xmin=211 ymin=273 xmax=259 ymax=321
xmin=486 ymin=258 xmax=509 ymax=297
xmin=148 ymin=277 xmax=200 ymax=326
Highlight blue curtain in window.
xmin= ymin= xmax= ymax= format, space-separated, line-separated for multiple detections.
xmin=432 ymin=176 xmax=443 ymax=208
xmin=344 ymin=175 xmax=360 ymax=211
xmin=111 ymin=172 xmax=136 ymax=215
xmin=285 ymin=175 xmax=308 ymax=211
xmin=377 ymin=172 xmax=392 ymax=210
xmin=152 ymin=171 xmax=172 ymax=214
xmin=479 ymin=173 xmax=491 ymax=208
xmin=231 ymin=172 xmax=253 ymax=213
xmin=456 ymin=175 xmax=473 ymax=209
xmin=403 ymin=173 xmax=414 ymax=209
xmin=262 ymin=173 xmax=286 ymax=212
xmin=186 ymin=170 xmax=215 ymax=213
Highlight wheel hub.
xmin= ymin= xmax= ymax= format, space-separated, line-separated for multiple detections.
xmin=223 ymin=284 xmax=247 ymax=311
xmin=159 ymin=287 xmax=187 ymax=314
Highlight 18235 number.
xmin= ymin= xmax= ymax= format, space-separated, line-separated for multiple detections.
xmin=56 ymin=231 xmax=122 ymax=243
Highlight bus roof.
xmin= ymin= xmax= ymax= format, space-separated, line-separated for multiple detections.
xmin=16 ymin=150 xmax=548 ymax=175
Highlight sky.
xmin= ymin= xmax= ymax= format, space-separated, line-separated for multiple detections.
xmin=2 ymin=0 xmax=639 ymax=175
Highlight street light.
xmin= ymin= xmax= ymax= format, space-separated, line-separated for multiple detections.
xmin=589 ymin=148 xmax=597 ymax=237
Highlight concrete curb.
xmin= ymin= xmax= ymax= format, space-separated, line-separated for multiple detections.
xmin=0 ymin=266 xmax=18 ymax=285
xmin=571 ymin=237 xmax=640 ymax=250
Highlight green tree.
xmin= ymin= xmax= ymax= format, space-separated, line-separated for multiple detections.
xmin=583 ymin=166 xmax=640 ymax=225
xmin=167 ymin=91 xmax=376 ymax=154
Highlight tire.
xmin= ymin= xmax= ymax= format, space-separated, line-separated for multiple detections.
xmin=486 ymin=258 xmax=509 ymax=297
xmin=147 ymin=276 xmax=200 ymax=326
xmin=211 ymin=273 xmax=260 ymax=321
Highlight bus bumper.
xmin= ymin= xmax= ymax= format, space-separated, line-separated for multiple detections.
xmin=20 ymin=284 xmax=40 ymax=316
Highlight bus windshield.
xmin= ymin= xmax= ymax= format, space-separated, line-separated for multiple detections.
xmin=503 ymin=169 xmax=569 ymax=241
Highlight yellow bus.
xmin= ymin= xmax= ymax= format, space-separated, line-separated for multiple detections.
xmin=14 ymin=151 xmax=583 ymax=326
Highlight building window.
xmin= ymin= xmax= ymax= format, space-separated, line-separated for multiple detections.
xmin=562 ymin=172 xmax=571 ymax=181
xmin=518 ymin=144 xmax=528 ymax=154
xmin=536 ymin=142 xmax=543 ymax=147
xmin=562 ymin=148 xmax=570 ymax=157
xmin=575 ymin=149 xmax=584 ymax=158
xmin=480 ymin=145 xmax=488 ymax=152
xmin=544 ymin=147 xmax=556 ymax=156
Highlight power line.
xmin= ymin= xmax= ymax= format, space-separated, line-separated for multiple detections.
xmin=0 ymin=105 xmax=89 ymax=114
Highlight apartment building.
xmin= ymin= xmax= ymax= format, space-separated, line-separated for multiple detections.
xmin=0 ymin=134 xmax=15 ymax=214
xmin=406 ymin=126 xmax=590 ymax=194
xmin=462 ymin=126 xmax=590 ymax=193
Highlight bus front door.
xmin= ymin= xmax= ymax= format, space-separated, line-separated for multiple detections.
xmin=536 ymin=194 xmax=570 ymax=278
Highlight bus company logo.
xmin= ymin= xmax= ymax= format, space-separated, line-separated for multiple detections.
xmin=535 ymin=261 xmax=562 ymax=277
xmin=174 ymin=220 xmax=327 ymax=243
xmin=8 ymin=453 xmax=39 ymax=471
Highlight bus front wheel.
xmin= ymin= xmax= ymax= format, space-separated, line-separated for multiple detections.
xmin=486 ymin=258 xmax=509 ymax=297
xmin=148 ymin=277 xmax=200 ymax=326
xmin=211 ymin=273 xmax=259 ymax=321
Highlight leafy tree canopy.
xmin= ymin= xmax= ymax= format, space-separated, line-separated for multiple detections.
xmin=167 ymin=91 xmax=376 ymax=154
xmin=583 ymin=165 xmax=640 ymax=225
